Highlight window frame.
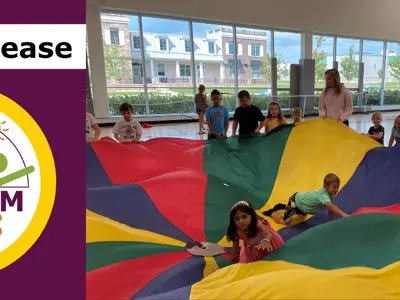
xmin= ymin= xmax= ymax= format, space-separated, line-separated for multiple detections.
xmin=251 ymin=44 xmax=260 ymax=57
xmin=184 ymin=39 xmax=191 ymax=53
xmin=110 ymin=27 xmax=120 ymax=45
xmin=159 ymin=37 xmax=167 ymax=51
xmin=179 ymin=64 xmax=192 ymax=77
xmin=157 ymin=63 xmax=166 ymax=76
xmin=132 ymin=35 xmax=141 ymax=49
xmin=208 ymin=41 xmax=215 ymax=54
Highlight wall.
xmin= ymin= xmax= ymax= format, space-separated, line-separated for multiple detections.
xmin=87 ymin=0 xmax=400 ymax=41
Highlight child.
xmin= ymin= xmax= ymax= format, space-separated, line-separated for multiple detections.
xmin=263 ymin=173 xmax=349 ymax=225
xmin=388 ymin=115 xmax=400 ymax=147
xmin=112 ymin=103 xmax=143 ymax=144
xmin=232 ymin=90 xmax=265 ymax=137
xmin=227 ymin=200 xmax=284 ymax=264
xmin=363 ymin=112 xmax=384 ymax=145
xmin=292 ymin=107 xmax=303 ymax=123
xmin=206 ymin=89 xmax=229 ymax=139
xmin=263 ymin=102 xmax=287 ymax=134
xmin=86 ymin=110 xmax=101 ymax=143
xmin=194 ymin=84 xmax=209 ymax=134
xmin=318 ymin=69 xmax=353 ymax=125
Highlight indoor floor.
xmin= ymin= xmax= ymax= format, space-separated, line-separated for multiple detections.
xmin=99 ymin=112 xmax=399 ymax=146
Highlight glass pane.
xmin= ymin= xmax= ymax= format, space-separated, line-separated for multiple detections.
xmin=384 ymin=42 xmax=400 ymax=106
xmin=313 ymin=35 xmax=334 ymax=89
xmin=141 ymin=16 xmax=192 ymax=115
xmin=100 ymin=13 xmax=147 ymax=116
xmin=274 ymin=31 xmax=300 ymax=109
xmin=235 ymin=27 xmax=271 ymax=111
xmin=337 ymin=38 xmax=360 ymax=88
xmin=362 ymin=40 xmax=384 ymax=106
xmin=192 ymin=23 xmax=236 ymax=112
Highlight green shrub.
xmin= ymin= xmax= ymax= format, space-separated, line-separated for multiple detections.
xmin=108 ymin=90 xmax=400 ymax=116
xmin=108 ymin=92 xmax=291 ymax=116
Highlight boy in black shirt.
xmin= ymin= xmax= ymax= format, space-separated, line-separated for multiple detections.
xmin=232 ymin=90 xmax=265 ymax=137
xmin=363 ymin=112 xmax=385 ymax=145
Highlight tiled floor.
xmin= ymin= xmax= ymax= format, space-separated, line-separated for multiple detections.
xmin=99 ymin=111 xmax=399 ymax=146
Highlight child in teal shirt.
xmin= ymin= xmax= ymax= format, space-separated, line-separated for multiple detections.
xmin=263 ymin=173 xmax=349 ymax=225
xmin=206 ymin=89 xmax=229 ymax=139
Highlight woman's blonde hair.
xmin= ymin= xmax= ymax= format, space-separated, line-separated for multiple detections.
xmin=324 ymin=69 xmax=342 ymax=95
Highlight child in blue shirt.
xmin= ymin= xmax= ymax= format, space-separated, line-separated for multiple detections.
xmin=206 ymin=89 xmax=229 ymax=139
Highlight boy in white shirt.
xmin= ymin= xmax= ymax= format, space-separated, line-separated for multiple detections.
xmin=86 ymin=103 xmax=101 ymax=142
xmin=112 ymin=103 xmax=143 ymax=143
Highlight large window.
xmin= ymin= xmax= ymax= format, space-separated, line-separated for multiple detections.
xmin=274 ymin=31 xmax=301 ymax=108
xmin=235 ymin=27 xmax=270 ymax=110
xmin=384 ymin=42 xmax=400 ymax=105
xmin=362 ymin=40 xmax=383 ymax=106
xmin=313 ymin=35 xmax=334 ymax=88
xmin=96 ymin=11 xmax=400 ymax=118
xmin=337 ymin=38 xmax=360 ymax=88
xmin=142 ymin=17 xmax=193 ymax=114
xmin=192 ymin=23 xmax=236 ymax=112
xmin=101 ymin=14 xmax=147 ymax=115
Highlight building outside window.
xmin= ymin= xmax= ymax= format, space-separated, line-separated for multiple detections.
xmin=185 ymin=40 xmax=191 ymax=52
xmin=251 ymin=44 xmax=260 ymax=57
xmin=158 ymin=63 xmax=166 ymax=76
xmin=110 ymin=28 xmax=120 ymax=45
xmin=132 ymin=36 xmax=141 ymax=49
xmin=160 ymin=38 xmax=167 ymax=51
xmin=180 ymin=64 xmax=191 ymax=77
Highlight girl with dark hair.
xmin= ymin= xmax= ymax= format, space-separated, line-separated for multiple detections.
xmin=194 ymin=84 xmax=209 ymax=134
xmin=226 ymin=201 xmax=284 ymax=264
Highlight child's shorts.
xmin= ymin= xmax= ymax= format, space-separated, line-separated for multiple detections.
xmin=283 ymin=193 xmax=307 ymax=220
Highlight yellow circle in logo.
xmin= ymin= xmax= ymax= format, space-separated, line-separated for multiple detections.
xmin=0 ymin=94 xmax=56 ymax=269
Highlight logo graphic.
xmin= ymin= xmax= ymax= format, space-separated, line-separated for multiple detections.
xmin=185 ymin=241 xmax=225 ymax=257
xmin=0 ymin=94 xmax=56 ymax=270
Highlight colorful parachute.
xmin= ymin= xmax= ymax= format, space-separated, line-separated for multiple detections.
xmin=86 ymin=119 xmax=400 ymax=299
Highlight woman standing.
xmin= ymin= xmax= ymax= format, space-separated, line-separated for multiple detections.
xmin=194 ymin=84 xmax=209 ymax=134
xmin=318 ymin=69 xmax=354 ymax=126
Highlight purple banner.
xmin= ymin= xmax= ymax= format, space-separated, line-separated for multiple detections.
xmin=0 ymin=0 xmax=86 ymax=298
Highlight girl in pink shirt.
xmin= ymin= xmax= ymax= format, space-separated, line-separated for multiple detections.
xmin=319 ymin=69 xmax=354 ymax=126
xmin=226 ymin=201 xmax=284 ymax=264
